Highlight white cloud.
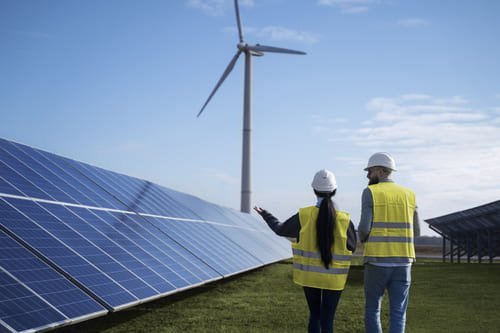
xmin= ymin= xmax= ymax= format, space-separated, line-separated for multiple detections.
xmin=313 ymin=125 xmax=330 ymax=133
xmin=188 ymin=0 xmax=253 ymax=16
xmin=348 ymin=94 xmax=500 ymax=221
xmin=258 ymin=26 xmax=320 ymax=44
xmin=397 ymin=18 xmax=429 ymax=27
xmin=312 ymin=114 xmax=349 ymax=133
xmin=401 ymin=94 xmax=431 ymax=101
xmin=342 ymin=6 xmax=369 ymax=14
xmin=433 ymin=95 xmax=468 ymax=105
xmin=187 ymin=0 xmax=227 ymax=16
xmin=318 ymin=0 xmax=375 ymax=14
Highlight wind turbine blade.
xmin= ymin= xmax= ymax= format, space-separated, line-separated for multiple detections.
xmin=197 ymin=50 xmax=242 ymax=118
xmin=247 ymin=44 xmax=306 ymax=55
xmin=234 ymin=0 xmax=244 ymax=43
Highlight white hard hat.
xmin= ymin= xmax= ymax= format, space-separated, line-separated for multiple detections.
xmin=311 ymin=169 xmax=337 ymax=192
xmin=364 ymin=152 xmax=397 ymax=171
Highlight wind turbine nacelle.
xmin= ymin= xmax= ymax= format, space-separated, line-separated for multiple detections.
xmin=238 ymin=43 xmax=264 ymax=56
xmin=237 ymin=42 xmax=248 ymax=51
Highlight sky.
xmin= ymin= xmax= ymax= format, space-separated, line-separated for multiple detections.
xmin=1 ymin=0 xmax=500 ymax=236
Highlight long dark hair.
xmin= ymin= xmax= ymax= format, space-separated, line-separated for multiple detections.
xmin=315 ymin=190 xmax=337 ymax=269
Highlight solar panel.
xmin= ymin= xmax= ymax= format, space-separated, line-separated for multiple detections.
xmin=1 ymin=138 xmax=127 ymax=210
xmin=0 ymin=137 xmax=291 ymax=331
xmin=0 ymin=197 xmax=139 ymax=309
xmin=0 ymin=322 xmax=13 ymax=333
xmin=0 ymin=229 xmax=106 ymax=332
xmin=0 ymin=268 xmax=66 ymax=333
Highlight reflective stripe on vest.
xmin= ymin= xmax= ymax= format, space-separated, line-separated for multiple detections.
xmin=292 ymin=263 xmax=350 ymax=275
xmin=292 ymin=248 xmax=352 ymax=262
xmin=291 ymin=206 xmax=352 ymax=290
xmin=364 ymin=182 xmax=416 ymax=260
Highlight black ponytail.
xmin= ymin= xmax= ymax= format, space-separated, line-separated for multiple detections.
xmin=315 ymin=190 xmax=337 ymax=269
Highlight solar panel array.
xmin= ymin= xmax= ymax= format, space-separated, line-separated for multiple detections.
xmin=0 ymin=137 xmax=291 ymax=332
xmin=426 ymin=200 xmax=500 ymax=233
xmin=426 ymin=200 xmax=500 ymax=262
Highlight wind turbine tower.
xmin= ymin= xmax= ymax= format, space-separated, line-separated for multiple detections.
xmin=197 ymin=0 xmax=306 ymax=213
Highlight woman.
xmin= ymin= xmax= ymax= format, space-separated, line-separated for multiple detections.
xmin=254 ymin=169 xmax=357 ymax=333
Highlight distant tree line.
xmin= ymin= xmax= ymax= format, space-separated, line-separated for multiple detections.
xmin=414 ymin=236 xmax=441 ymax=245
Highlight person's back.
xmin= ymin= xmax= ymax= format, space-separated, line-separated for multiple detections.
xmin=359 ymin=152 xmax=419 ymax=333
xmin=293 ymin=205 xmax=352 ymax=291
xmin=255 ymin=169 xmax=357 ymax=333
xmin=363 ymin=182 xmax=416 ymax=263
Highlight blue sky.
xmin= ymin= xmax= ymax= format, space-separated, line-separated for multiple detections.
xmin=1 ymin=0 xmax=500 ymax=236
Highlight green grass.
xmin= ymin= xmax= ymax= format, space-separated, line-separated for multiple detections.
xmin=56 ymin=260 xmax=500 ymax=333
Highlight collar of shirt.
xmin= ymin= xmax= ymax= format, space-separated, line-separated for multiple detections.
xmin=315 ymin=198 xmax=339 ymax=209
xmin=379 ymin=177 xmax=394 ymax=183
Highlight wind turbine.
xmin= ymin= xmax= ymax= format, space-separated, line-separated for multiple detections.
xmin=197 ymin=0 xmax=306 ymax=213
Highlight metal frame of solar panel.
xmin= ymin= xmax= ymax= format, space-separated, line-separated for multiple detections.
xmin=0 ymin=137 xmax=291 ymax=332
xmin=426 ymin=200 xmax=500 ymax=263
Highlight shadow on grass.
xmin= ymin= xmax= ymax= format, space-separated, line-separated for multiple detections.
xmin=54 ymin=265 xmax=270 ymax=333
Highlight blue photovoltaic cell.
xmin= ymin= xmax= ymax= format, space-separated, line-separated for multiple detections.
xmin=211 ymin=224 xmax=290 ymax=264
xmin=0 ymin=268 xmax=66 ymax=333
xmin=38 ymin=203 xmax=165 ymax=298
xmin=0 ymin=157 xmax=52 ymax=201
xmin=156 ymin=185 xmax=291 ymax=260
xmin=0 ymin=160 xmax=25 ymax=198
xmin=0 ymin=144 xmax=75 ymax=204
xmin=73 ymin=209 xmax=181 ymax=291
xmin=157 ymin=186 xmax=243 ymax=226
xmin=6 ymin=198 xmax=158 ymax=301
xmin=68 ymin=159 xmax=203 ymax=219
xmin=1 ymin=140 xmax=121 ymax=211
xmin=0 ymin=322 xmax=12 ymax=333
xmin=225 ymin=210 xmax=292 ymax=257
xmin=2 ymin=143 xmax=100 ymax=206
xmin=0 ymin=197 xmax=137 ymax=309
xmin=147 ymin=217 xmax=262 ymax=276
xmin=148 ymin=190 xmax=292 ymax=262
xmin=12 ymin=141 xmax=129 ymax=211
xmin=0 ymin=229 xmax=106 ymax=326
xmin=92 ymin=210 xmax=220 ymax=285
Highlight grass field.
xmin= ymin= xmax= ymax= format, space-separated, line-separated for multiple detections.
xmin=56 ymin=259 xmax=500 ymax=333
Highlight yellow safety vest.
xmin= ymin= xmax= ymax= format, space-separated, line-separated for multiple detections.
xmin=364 ymin=182 xmax=416 ymax=262
xmin=291 ymin=206 xmax=352 ymax=290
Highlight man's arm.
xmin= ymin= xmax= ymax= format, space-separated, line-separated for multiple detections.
xmin=413 ymin=206 xmax=421 ymax=237
xmin=358 ymin=188 xmax=373 ymax=243
xmin=346 ymin=221 xmax=357 ymax=251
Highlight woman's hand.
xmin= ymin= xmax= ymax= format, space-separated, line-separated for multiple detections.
xmin=253 ymin=206 xmax=264 ymax=215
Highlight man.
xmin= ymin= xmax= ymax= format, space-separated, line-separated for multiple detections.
xmin=359 ymin=152 xmax=420 ymax=333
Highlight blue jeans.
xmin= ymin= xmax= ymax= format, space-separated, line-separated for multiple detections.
xmin=303 ymin=287 xmax=342 ymax=333
xmin=364 ymin=264 xmax=411 ymax=333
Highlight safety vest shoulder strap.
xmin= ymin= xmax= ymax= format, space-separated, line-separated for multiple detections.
xmin=298 ymin=206 xmax=350 ymax=228
xmin=368 ymin=182 xmax=416 ymax=208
